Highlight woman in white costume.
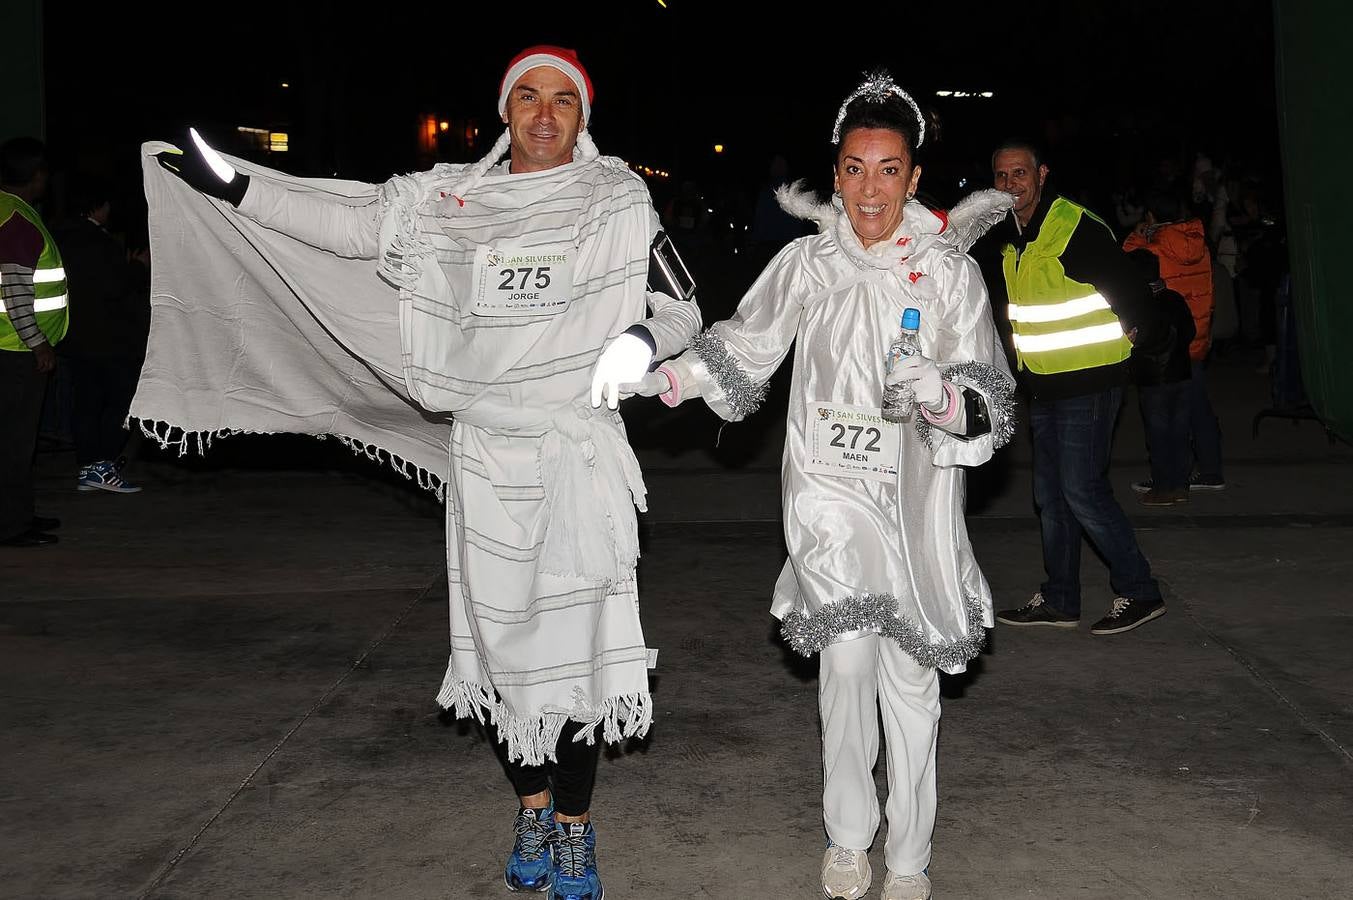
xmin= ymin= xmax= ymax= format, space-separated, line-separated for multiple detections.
xmin=642 ymin=73 xmax=1016 ymax=899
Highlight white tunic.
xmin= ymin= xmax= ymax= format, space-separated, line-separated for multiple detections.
xmin=138 ymin=146 xmax=700 ymax=764
xmin=680 ymin=190 xmax=1015 ymax=673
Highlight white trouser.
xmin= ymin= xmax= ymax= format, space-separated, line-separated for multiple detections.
xmin=819 ymin=633 xmax=940 ymax=876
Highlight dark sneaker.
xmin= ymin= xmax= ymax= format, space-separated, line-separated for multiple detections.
xmin=1 ymin=529 xmax=58 ymax=547
xmin=1090 ymin=597 xmax=1166 ymax=635
xmin=505 ymin=805 xmax=554 ymax=893
xmin=1189 ymin=474 xmax=1226 ymax=492
xmin=1138 ymin=488 xmax=1189 ymax=507
xmin=995 ymin=593 xmax=1079 ymax=628
xmin=1130 ymin=478 xmax=1153 ymax=494
xmin=78 ymin=460 xmax=142 ymax=494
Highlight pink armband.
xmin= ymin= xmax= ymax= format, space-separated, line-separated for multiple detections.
xmin=920 ymin=380 xmax=962 ymax=428
xmin=656 ymin=364 xmax=681 ymax=407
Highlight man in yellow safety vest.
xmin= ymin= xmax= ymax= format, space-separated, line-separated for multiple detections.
xmin=989 ymin=140 xmax=1166 ymax=636
xmin=1 ymin=138 xmax=68 ymax=547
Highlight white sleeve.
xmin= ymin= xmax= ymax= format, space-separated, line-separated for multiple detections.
xmin=675 ymin=241 xmax=807 ymax=422
xmin=640 ymin=288 xmax=703 ymax=359
xmin=238 ymin=178 xmax=380 ymax=260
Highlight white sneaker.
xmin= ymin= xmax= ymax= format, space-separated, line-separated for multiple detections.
xmin=882 ymin=870 xmax=932 ymax=900
xmin=821 ymin=844 xmax=872 ymax=899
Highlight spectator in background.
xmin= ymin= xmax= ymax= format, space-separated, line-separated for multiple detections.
xmin=748 ymin=154 xmax=805 ymax=263
xmin=1 ymin=137 xmax=68 ymax=547
xmin=54 ymin=181 xmax=148 ymax=493
xmin=990 ymin=139 xmax=1166 ymax=636
xmin=1125 ymin=192 xmax=1225 ymax=492
xmin=1126 ymin=248 xmax=1195 ymax=506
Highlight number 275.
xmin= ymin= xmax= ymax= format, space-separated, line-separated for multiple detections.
xmin=498 ymin=266 xmax=552 ymax=290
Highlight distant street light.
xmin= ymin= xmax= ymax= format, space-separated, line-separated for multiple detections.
xmin=714 ymin=144 xmax=724 ymax=154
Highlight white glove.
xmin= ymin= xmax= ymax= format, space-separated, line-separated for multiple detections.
xmin=885 ymin=354 xmax=945 ymax=410
xmin=590 ymin=333 xmax=655 ymax=409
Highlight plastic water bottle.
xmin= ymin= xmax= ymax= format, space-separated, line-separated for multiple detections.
xmin=882 ymin=307 xmax=922 ymax=422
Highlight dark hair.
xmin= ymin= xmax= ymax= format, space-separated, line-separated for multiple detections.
xmin=1127 ymin=247 xmax=1161 ymax=282
xmin=836 ymin=91 xmax=923 ymax=164
xmin=71 ymin=179 xmax=113 ymax=217
xmin=0 ymin=137 xmax=47 ymax=187
xmin=1145 ymin=191 xmax=1182 ymax=223
xmin=991 ymin=138 xmax=1045 ymax=172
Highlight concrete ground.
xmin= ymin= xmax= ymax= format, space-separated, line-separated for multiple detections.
xmin=3 ymin=353 xmax=1351 ymax=899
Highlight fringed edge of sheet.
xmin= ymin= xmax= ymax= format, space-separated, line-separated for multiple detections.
xmin=435 ymin=669 xmax=653 ymax=767
xmin=128 ymin=417 xmax=445 ymax=501
xmin=779 ymin=591 xmax=988 ymax=671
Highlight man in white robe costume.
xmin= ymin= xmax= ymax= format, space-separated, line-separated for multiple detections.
xmin=136 ymin=45 xmax=699 ymax=899
xmin=646 ymin=75 xmax=1016 ymax=899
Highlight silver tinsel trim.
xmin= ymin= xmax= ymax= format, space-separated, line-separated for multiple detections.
xmin=689 ymin=328 xmax=767 ymax=420
xmin=780 ymin=592 xmax=987 ymax=670
xmin=831 ymin=70 xmax=926 ymax=147
xmin=913 ymin=361 xmax=1018 ymax=450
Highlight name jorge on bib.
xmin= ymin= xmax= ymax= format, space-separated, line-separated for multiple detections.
xmin=471 ymin=246 xmax=576 ymax=317
xmin=804 ymin=402 xmax=902 ymax=483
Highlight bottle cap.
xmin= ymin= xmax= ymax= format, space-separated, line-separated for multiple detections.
xmin=901 ymin=307 xmax=921 ymax=330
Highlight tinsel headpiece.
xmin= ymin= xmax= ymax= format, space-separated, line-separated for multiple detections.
xmin=831 ymin=70 xmax=925 ymax=147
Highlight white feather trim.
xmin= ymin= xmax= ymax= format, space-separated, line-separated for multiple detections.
xmin=774 ymin=180 xmax=836 ymax=230
xmin=942 ymin=189 xmax=1014 ymax=253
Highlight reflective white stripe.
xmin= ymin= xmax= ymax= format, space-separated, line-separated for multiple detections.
xmin=190 ymin=127 xmax=237 ymax=183
xmin=1012 ymin=321 xmax=1126 ymax=353
xmin=1008 ymin=292 xmax=1111 ymax=323
xmin=33 ymin=294 xmax=68 ymax=312
xmin=32 ymin=267 xmax=67 ymax=284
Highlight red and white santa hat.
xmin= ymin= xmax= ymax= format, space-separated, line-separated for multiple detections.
xmin=497 ymin=45 xmax=594 ymax=123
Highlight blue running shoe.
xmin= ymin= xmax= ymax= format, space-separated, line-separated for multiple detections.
xmin=504 ymin=805 xmax=555 ymax=893
xmin=548 ymin=821 xmax=603 ymax=900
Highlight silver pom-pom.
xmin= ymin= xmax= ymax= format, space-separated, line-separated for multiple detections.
xmin=831 ymin=70 xmax=926 ymax=147
xmin=689 ymin=328 xmax=767 ymax=420
xmin=780 ymin=592 xmax=987 ymax=670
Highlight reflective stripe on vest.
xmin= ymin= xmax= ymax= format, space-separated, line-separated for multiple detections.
xmin=0 ymin=192 xmax=68 ymax=350
xmin=1001 ymin=197 xmax=1131 ymax=375
xmin=1008 ymin=292 xmax=1111 ymax=323
xmin=1012 ymin=321 xmax=1129 ymax=353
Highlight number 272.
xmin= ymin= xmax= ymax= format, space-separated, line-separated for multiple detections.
xmin=829 ymin=424 xmax=882 ymax=452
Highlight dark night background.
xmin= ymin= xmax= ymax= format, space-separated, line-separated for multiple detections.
xmin=40 ymin=0 xmax=1281 ymax=243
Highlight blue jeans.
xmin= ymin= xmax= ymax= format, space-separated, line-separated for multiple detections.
xmin=1031 ymin=388 xmax=1161 ymax=617
xmin=1188 ymin=361 xmax=1223 ymax=479
xmin=1139 ymin=381 xmax=1191 ymax=491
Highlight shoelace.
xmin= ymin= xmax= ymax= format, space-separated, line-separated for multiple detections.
xmin=512 ymin=810 xmax=552 ymax=862
xmin=553 ymin=827 xmax=593 ymax=878
xmin=1024 ymin=593 xmax=1047 ymax=610
xmin=829 ymin=844 xmax=861 ymax=869
xmin=1105 ymin=597 xmax=1131 ymax=619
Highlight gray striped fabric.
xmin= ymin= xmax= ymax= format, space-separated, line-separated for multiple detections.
xmin=134 ymin=144 xmax=696 ymax=764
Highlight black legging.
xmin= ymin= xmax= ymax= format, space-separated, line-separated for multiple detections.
xmin=489 ymin=720 xmax=601 ymax=818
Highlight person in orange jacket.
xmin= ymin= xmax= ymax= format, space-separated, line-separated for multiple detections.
xmin=1123 ymin=192 xmax=1225 ymax=492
